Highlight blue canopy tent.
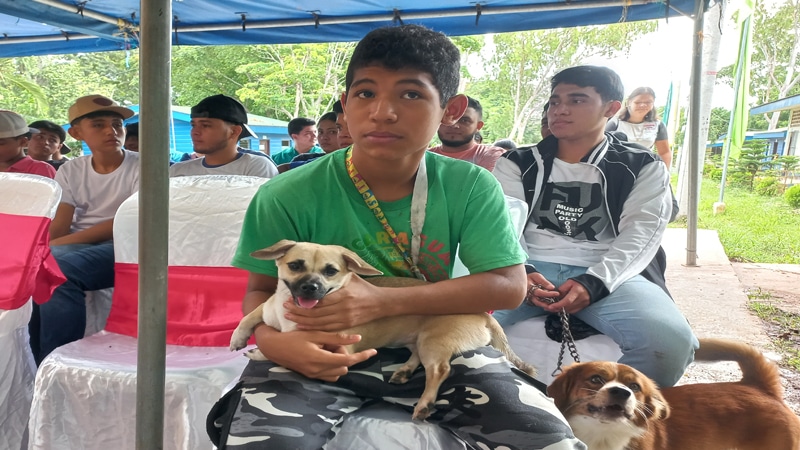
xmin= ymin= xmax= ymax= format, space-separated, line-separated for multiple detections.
xmin=0 ymin=1 xmax=708 ymax=447
xmin=0 ymin=0 xmax=699 ymax=56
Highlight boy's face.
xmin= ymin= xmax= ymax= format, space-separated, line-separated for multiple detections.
xmin=0 ymin=136 xmax=27 ymax=164
xmin=343 ymin=65 xmax=465 ymax=160
xmin=68 ymin=114 xmax=126 ymax=154
xmin=316 ymin=119 xmax=339 ymax=153
xmin=291 ymin=125 xmax=317 ymax=152
xmin=437 ymin=106 xmax=483 ymax=148
xmin=335 ymin=113 xmax=353 ymax=148
xmin=190 ymin=118 xmax=237 ymax=155
xmin=547 ymin=83 xmax=620 ymax=142
xmin=27 ymin=130 xmax=63 ymax=161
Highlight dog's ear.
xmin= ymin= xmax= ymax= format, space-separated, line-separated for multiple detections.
xmin=250 ymin=239 xmax=297 ymax=260
xmin=644 ymin=386 xmax=670 ymax=420
xmin=547 ymin=365 xmax=577 ymax=410
xmin=341 ymin=249 xmax=383 ymax=276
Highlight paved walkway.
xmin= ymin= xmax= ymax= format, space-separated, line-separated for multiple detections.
xmin=662 ymin=227 xmax=769 ymax=347
xmin=661 ymin=228 xmax=800 ymax=410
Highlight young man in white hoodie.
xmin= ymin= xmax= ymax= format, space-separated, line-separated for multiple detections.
xmin=492 ymin=65 xmax=697 ymax=389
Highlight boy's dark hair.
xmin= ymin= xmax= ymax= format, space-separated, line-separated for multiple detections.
xmin=550 ymin=65 xmax=624 ymax=103
xmin=70 ymin=110 xmax=126 ymax=126
xmin=332 ymin=100 xmax=344 ymax=116
xmin=345 ymin=24 xmax=460 ymax=108
xmin=467 ymin=96 xmax=483 ymax=120
xmin=288 ymin=117 xmax=316 ymax=136
xmin=317 ymin=112 xmax=337 ymax=125
xmin=125 ymin=122 xmax=139 ymax=137
xmin=28 ymin=120 xmax=66 ymax=143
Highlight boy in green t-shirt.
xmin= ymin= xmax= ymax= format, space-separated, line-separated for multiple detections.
xmin=209 ymin=25 xmax=584 ymax=450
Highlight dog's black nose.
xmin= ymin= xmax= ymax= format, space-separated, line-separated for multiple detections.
xmin=608 ymin=386 xmax=631 ymax=400
xmin=300 ymin=283 xmax=320 ymax=295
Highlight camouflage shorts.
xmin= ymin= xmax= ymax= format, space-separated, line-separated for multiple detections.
xmin=208 ymin=346 xmax=585 ymax=450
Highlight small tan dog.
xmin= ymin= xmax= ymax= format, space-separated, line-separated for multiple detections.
xmin=547 ymin=338 xmax=800 ymax=450
xmin=230 ymin=239 xmax=537 ymax=420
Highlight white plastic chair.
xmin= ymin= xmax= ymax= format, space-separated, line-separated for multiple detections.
xmin=0 ymin=173 xmax=61 ymax=450
xmin=28 ymin=175 xmax=268 ymax=450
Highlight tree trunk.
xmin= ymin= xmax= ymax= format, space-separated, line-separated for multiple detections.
xmin=676 ymin=0 xmax=727 ymax=219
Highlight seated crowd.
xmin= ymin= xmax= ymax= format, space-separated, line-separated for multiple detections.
xmin=1 ymin=23 xmax=693 ymax=450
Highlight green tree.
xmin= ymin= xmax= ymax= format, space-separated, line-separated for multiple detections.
xmin=466 ymin=21 xmax=655 ymax=144
xmin=171 ymin=45 xmax=259 ymax=108
xmin=718 ymin=0 xmax=800 ymax=129
xmin=708 ymin=107 xmax=731 ymax=143
xmin=0 ymin=59 xmax=49 ymax=116
xmin=1 ymin=51 xmax=139 ymax=124
xmin=235 ymin=42 xmax=354 ymax=121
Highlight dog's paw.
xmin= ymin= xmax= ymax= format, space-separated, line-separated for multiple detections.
xmin=229 ymin=330 xmax=249 ymax=352
xmin=388 ymin=369 xmax=413 ymax=385
xmin=412 ymin=402 xmax=435 ymax=421
xmin=244 ymin=348 xmax=268 ymax=361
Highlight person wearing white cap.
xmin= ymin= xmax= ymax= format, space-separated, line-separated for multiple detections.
xmin=29 ymin=94 xmax=139 ymax=364
xmin=0 ymin=109 xmax=56 ymax=178
xmin=169 ymin=94 xmax=278 ymax=177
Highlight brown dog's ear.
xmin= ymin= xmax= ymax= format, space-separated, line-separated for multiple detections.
xmin=341 ymin=249 xmax=383 ymax=276
xmin=250 ymin=239 xmax=297 ymax=260
xmin=644 ymin=386 xmax=670 ymax=420
xmin=547 ymin=365 xmax=577 ymax=411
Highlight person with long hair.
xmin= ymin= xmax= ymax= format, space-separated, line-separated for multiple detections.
xmin=606 ymin=86 xmax=671 ymax=168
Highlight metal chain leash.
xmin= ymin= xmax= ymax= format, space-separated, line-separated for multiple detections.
xmin=525 ymin=284 xmax=581 ymax=376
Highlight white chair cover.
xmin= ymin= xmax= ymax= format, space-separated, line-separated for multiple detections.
xmin=28 ymin=175 xmax=268 ymax=450
xmin=0 ymin=173 xmax=61 ymax=450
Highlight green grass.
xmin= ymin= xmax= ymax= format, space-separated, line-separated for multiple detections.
xmin=669 ymin=177 xmax=800 ymax=264
xmin=748 ymin=297 xmax=800 ymax=371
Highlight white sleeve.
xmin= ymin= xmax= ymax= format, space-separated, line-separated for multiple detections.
xmin=586 ymin=161 xmax=672 ymax=292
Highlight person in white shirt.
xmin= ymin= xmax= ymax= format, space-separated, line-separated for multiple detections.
xmin=169 ymin=94 xmax=278 ymax=178
xmin=31 ymin=94 xmax=139 ymax=364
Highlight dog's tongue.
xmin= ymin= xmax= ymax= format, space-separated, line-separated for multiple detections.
xmin=296 ymin=297 xmax=319 ymax=309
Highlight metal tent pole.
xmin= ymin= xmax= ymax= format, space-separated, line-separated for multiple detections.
xmin=136 ymin=0 xmax=171 ymax=448
xmin=685 ymin=0 xmax=706 ymax=267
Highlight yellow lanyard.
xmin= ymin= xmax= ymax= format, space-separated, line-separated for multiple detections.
xmin=345 ymin=148 xmax=427 ymax=281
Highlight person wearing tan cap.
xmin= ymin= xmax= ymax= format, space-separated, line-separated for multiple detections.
xmin=29 ymin=94 xmax=139 ymax=364
xmin=0 ymin=110 xmax=56 ymax=178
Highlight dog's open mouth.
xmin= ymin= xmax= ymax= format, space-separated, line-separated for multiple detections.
xmin=588 ymin=403 xmax=630 ymax=419
xmin=294 ymin=296 xmax=319 ymax=309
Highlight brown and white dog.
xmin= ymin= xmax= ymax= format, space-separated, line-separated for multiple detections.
xmin=230 ymin=240 xmax=537 ymax=420
xmin=548 ymin=338 xmax=800 ymax=450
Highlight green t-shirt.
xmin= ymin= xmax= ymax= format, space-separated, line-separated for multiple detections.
xmin=271 ymin=145 xmax=324 ymax=165
xmin=233 ymin=150 xmax=526 ymax=282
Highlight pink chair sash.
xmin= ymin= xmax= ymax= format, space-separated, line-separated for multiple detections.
xmin=0 ymin=213 xmax=65 ymax=310
xmin=106 ymin=263 xmax=251 ymax=346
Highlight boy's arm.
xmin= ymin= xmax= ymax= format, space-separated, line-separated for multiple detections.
xmin=573 ymin=162 xmax=672 ymax=299
xmin=51 ymin=218 xmax=114 ymax=246
xmin=245 ymin=272 xmax=377 ymax=381
xmin=49 ymin=203 xmax=75 ymax=240
xmin=286 ymin=264 xmax=527 ymax=332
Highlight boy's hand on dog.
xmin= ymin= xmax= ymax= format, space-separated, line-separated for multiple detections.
xmin=284 ymin=275 xmax=386 ymax=331
xmin=255 ymin=327 xmax=376 ymax=381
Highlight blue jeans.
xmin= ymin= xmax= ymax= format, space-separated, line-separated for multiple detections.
xmin=30 ymin=241 xmax=115 ymax=364
xmin=492 ymin=260 xmax=698 ymax=387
